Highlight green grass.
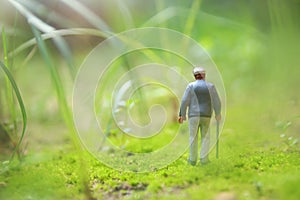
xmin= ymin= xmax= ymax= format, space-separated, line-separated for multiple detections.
xmin=1 ymin=97 xmax=299 ymax=200
xmin=0 ymin=61 xmax=27 ymax=161
xmin=1 ymin=26 xmax=27 ymax=161
xmin=1 ymin=1 xmax=299 ymax=200
xmin=0 ymin=141 xmax=299 ymax=200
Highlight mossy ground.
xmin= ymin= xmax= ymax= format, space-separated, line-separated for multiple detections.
xmin=1 ymin=97 xmax=299 ymax=200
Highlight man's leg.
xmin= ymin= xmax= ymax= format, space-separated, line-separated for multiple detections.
xmin=188 ymin=117 xmax=200 ymax=165
xmin=200 ymin=117 xmax=211 ymax=164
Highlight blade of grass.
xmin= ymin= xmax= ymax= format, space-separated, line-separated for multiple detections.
xmin=2 ymin=26 xmax=18 ymax=140
xmin=142 ymin=7 xmax=178 ymax=27
xmin=116 ymin=0 xmax=135 ymax=29
xmin=60 ymin=0 xmax=112 ymax=35
xmin=21 ymin=45 xmax=37 ymax=67
xmin=9 ymin=27 xmax=164 ymax=66
xmin=16 ymin=0 xmax=78 ymax=28
xmin=2 ymin=27 xmax=9 ymax=66
xmin=178 ymin=0 xmax=202 ymax=59
xmin=30 ymin=21 xmax=92 ymax=200
xmin=144 ymin=3 xmax=176 ymax=66
xmin=30 ymin=25 xmax=74 ymax=133
xmin=184 ymin=0 xmax=202 ymax=36
xmin=8 ymin=28 xmax=108 ymax=58
xmin=9 ymin=0 xmax=76 ymax=78
xmin=0 ymin=61 xmax=27 ymax=161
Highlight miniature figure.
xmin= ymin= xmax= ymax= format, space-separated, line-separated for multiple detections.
xmin=179 ymin=67 xmax=221 ymax=165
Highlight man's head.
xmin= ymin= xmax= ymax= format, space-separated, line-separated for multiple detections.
xmin=193 ymin=67 xmax=206 ymax=80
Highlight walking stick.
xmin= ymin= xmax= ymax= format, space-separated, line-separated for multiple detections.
xmin=216 ymin=120 xmax=220 ymax=159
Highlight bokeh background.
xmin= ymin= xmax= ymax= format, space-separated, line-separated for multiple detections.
xmin=0 ymin=0 xmax=299 ymax=199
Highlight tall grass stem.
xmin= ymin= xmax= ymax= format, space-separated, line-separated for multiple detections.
xmin=0 ymin=61 xmax=27 ymax=161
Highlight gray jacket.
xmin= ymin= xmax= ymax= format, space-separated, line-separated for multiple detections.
xmin=179 ymin=79 xmax=221 ymax=118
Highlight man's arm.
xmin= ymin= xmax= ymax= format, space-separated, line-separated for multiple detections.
xmin=178 ymin=84 xmax=191 ymax=123
xmin=211 ymin=85 xmax=221 ymax=121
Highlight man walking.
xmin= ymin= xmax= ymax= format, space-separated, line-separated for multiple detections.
xmin=179 ymin=67 xmax=221 ymax=165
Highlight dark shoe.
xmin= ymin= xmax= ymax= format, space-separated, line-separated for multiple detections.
xmin=187 ymin=159 xmax=197 ymax=166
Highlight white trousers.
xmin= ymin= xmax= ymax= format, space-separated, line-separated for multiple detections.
xmin=188 ymin=117 xmax=211 ymax=162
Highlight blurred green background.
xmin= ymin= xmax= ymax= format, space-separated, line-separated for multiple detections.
xmin=0 ymin=0 xmax=299 ymax=199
